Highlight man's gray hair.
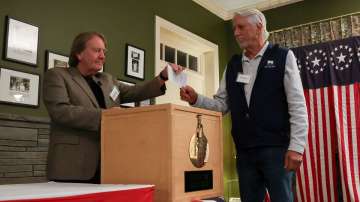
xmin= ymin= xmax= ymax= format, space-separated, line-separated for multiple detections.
xmin=234 ymin=9 xmax=269 ymax=42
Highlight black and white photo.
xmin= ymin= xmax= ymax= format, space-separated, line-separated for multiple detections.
xmin=0 ymin=68 xmax=39 ymax=107
xmin=125 ymin=44 xmax=145 ymax=80
xmin=46 ymin=50 xmax=69 ymax=70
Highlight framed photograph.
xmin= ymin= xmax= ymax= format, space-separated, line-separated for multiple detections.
xmin=4 ymin=16 xmax=39 ymax=66
xmin=125 ymin=44 xmax=145 ymax=80
xmin=118 ymin=80 xmax=136 ymax=107
xmin=46 ymin=50 xmax=69 ymax=70
xmin=0 ymin=68 xmax=40 ymax=107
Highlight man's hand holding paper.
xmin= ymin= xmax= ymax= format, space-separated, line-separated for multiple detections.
xmin=167 ymin=63 xmax=187 ymax=87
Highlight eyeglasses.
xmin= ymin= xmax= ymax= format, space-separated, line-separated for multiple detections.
xmin=89 ymin=47 xmax=108 ymax=54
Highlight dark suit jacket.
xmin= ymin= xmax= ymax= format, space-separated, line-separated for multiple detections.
xmin=43 ymin=67 xmax=164 ymax=180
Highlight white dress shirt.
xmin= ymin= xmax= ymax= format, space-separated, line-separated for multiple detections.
xmin=193 ymin=42 xmax=308 ymax=154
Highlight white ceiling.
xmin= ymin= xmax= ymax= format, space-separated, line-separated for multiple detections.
xmin=193 ymin=0 xmax=303 ymax=20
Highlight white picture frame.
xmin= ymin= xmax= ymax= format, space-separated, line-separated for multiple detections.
xmin=46 ymin=50 xmax=69 ymax=70
xmin=5 ymin=17 xmax=39 ymax=66
xmin=0 ymin=68 xmax=40 ymax=107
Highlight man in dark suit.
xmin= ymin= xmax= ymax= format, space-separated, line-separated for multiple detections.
xmin=43 ymin=32 xmax=181 ymax=183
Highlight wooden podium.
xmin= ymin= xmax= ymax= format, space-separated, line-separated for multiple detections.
xmin=101 ymin=104 xmax=223 ymax=202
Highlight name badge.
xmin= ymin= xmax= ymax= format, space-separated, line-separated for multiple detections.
xmin=110 ymin=86 xmax=120 ymax=101
xmin=236 ymin=73 xmax=251 ymax=84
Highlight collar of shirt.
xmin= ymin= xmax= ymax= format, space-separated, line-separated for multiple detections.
xmin=242 ymin=41 xmax=269 ymax=63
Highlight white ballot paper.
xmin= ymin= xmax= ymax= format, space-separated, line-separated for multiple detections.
xmin=167 ymin=64 xmax=187 ymax=87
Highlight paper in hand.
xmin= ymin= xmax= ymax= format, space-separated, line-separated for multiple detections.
xmin=167 ymin=64 xmax=187 ymax=87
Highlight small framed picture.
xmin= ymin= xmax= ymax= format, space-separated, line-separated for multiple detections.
xmin=118 ymin=80 xmax=136 ymax=107
xmin=4 ymin=16 xmax=39 ymax=66
xmin=45 ymin=50 xmax=69 ymax=70
xmin=125 ymin=44 xmax=145 ymax=80
xmin=0 ymin=68 xmax=40 ymax=107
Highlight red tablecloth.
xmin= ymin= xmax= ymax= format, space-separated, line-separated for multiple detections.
xmin=0 ymin=182 xmax=154 ymax=202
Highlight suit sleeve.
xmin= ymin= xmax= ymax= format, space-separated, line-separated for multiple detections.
xmin=43 ymin=69 xmax=101 ymax=132
xmin=117 ymin=77 xmax=165 ymax=103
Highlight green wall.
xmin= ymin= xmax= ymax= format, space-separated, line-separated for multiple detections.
xmin=0 ymin=0 xmax=231 ymax=118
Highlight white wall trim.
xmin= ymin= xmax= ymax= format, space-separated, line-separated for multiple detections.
xmin=155 ymin=16 xmax=219 ymax=104
xmin=155 ymin=15 xmax=219 ymax=77
xmin=193 ymin=0 xmax=304 ymax=21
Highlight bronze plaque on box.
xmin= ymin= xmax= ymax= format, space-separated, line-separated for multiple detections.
xmin=189 ymin=115 xmax=209 ymax=168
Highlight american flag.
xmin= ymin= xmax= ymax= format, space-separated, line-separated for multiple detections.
xmin=291 ymin=36 xmax=360 ymax=202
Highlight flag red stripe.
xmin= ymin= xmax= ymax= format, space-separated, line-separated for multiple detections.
xmin=297 ymin=83 xmax=360 ymax=202
xmin=337 ymin=85 xmax=351 ymax=202
xmin=311 ymin=90 xmax=319 ymax=202
xmin=328 ymin=86 xmax=339 ymax=202
xmin=355 ymin=83 xmax=360 ymax=198
xmin=313 ymin=89 xmax=324 ymax=202
xmin=350 ymin=84 xmax=360 ymax=201
xmin=296 ymin=170 xmax=305 ymax=202
xmin=302 ymin=90 xmax=312 ymax=202
xmin=320 ymin=88 xmax=332 ymax=201
xmin=346 ymin=85 xmax=360 ymax=201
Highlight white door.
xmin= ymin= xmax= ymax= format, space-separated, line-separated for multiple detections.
xmin=155 ymin=16 xmax=219 ymax=106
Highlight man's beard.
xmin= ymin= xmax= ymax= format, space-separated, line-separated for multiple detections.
xmin=236 ymin=39 xmax=249 ymax=49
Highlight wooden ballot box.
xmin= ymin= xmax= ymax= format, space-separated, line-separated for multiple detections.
xmin=101 ymin=103 xmax=223 ymax=202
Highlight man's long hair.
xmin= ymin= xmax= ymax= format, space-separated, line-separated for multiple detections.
xmin=68 ymin=32 xmax=107 ymax=67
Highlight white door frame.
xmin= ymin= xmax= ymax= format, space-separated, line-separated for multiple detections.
xmin=155 ymin=16 xmax=219 ymax=104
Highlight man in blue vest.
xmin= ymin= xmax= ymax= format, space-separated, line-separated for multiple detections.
xmin=182 ymin=9 xmax=308 ymax=202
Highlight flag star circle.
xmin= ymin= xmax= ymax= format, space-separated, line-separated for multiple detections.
xmin=306 ymin=49 xmax=327 ymax=75
xmin=331 ymin=43 xmax=353 ymax=71
xmin=311 ymin=57 xmax=321 ymax=67
xmin=337 ymin=53 xmax=346 ymax=63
